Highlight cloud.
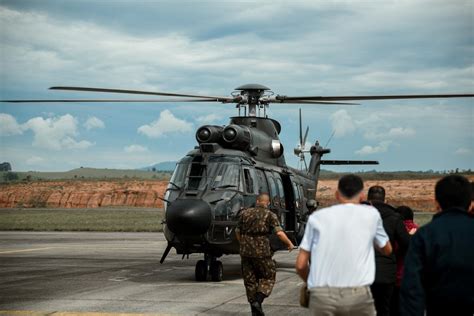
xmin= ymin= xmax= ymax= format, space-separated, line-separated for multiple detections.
xmin=138 ymin=110 xmax=193 ymax=138
xmin=355 ymin=141 xmax=391 ymax=155
xmin=23 ymin=114 xmax=94 ymax=150
xmin=196 ymin=113 xmax=222 ymax=124
xmin=455 ymin=147 xmax=471 ymax=155
xmin=0 ymin=3 xmax=472 ymax=172
xmin=61 ymin=137 xmax=94 ymax=149
xmin=387 ymin=127 xmax=416 ymax=138
xmin=26 ymin=156 xmax=44 ymax=165
xmin=0 ymin=113 xmax=24 ymax=136
xmin=363 ymin=126 xmax=416 ymax=140
xmin=84 ymin=116 xmax=105 ymax=130
xmin=329 ymin=109 xmax=416 ymax=142
xmin=124 ymin=144 xmax=148 ymax=153
xmin=330 ymin=109 xmax=356 ymax=138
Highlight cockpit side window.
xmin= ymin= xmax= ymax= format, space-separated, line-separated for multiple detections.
xmin=170 ymin=156 xmax=192 ymax=188
xmin=187 ymin=156 xmax=205 ymax=190
xmin=211 ymin=164 xmax=241 ymax=191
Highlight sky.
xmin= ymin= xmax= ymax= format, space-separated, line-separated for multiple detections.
xmin=0 ymin=0 xmax=472 ymax=172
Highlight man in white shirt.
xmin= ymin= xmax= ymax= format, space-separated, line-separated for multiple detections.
xmin=296 ymin=174 xmax=392 ymax=316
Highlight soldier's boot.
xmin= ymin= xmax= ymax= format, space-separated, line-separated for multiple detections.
xmin=250 ymin=301 xmax=264 ymax=316
xmin=250 ymin=292 xmax=266 ymax=316
xmin=250 ymin=303 xmax=258 ymax=316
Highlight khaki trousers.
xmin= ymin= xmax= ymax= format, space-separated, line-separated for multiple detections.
xmin=309 ymin=285 xmax=376 ymax=316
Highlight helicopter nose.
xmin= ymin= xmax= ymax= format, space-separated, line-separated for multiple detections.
xmin=166 ymin=199 xmax=212 ymax=235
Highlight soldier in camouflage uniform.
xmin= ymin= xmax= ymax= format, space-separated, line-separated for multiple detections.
xmin=235 ymin=193 xmax=295 ymax=316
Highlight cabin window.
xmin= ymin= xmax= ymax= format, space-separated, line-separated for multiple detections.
xmin=292 ymin=182 xmax=301 ymax=208
xmin=255 ymin=169 xmax=269 ymax=194
xmin=243 ymin=168 xmax=258 ymax=194
xmin=292 ymin=182 xmax=300 ymax=200
xmin=265 ymin=171 xmax=278 ymax=202
xmin=275 ymin=177 xmax=286 ymax=208
xmin=299 ymin=185 xmax=305 ymax=200
xmin=275 ymin=177 xmax=285 ymax=199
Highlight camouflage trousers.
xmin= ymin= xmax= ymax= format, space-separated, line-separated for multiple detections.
xmin=241 ymin=256 xmax=276 ymax=303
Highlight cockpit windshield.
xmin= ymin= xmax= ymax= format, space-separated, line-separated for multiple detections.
xmin=169 ymin=155 xmax=242 ymax=191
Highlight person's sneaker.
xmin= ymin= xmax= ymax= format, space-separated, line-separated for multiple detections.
xmin=250 ymin=301 xmax=264 ymax=316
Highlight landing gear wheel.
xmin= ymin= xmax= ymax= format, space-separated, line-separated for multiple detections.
xmin=210 ymin=260 xmax=223 ymax=282
xmin=195 ymin=260 xmax=208 ymax=281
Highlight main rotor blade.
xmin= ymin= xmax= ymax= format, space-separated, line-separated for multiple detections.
xmin=1 ymin=98 xmax=219 ymax=103
xmin=270 ymin=100 xmax=359 ymax=105
xmin=276 ymin=93 xmax=474 ymax=102
xmin=321 ymin=160 xmax=379 ymax=165
xmin=50 ymin=86 xmax=234 ymax=102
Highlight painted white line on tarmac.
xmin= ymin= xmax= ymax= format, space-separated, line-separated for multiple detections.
xmin=0 ymin=247 xmax=54 ymax=254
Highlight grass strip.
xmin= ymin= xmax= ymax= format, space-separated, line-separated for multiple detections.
xmin=0 ymin=208 xmax=163 ymax=232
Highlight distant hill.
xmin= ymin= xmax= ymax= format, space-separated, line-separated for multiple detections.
xmin=141 ymin=161 xmax=177 ymax=171
xmin=0 ymin=167 xmax=171 ymax=182
xmin=1 ymin=165 xmax=471 ymax=183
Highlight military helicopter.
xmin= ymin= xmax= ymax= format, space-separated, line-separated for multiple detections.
xmin=3 ymin=84 xmax=473 ymax=282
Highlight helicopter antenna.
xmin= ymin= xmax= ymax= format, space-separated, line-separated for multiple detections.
xmin=325 ymin=130 xmax=336 ymax=148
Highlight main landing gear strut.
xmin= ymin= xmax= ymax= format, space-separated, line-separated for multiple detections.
xmin=195 ymin=254 xmax=223 ymax=282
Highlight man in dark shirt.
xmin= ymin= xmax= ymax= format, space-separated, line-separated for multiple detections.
xmin=367 ymin=185 xmax=411 ymax=316
xmin=400 ymin=175 xmax=474 ymax=316
xmin=235 ymin=193 xmax=294 ymax=316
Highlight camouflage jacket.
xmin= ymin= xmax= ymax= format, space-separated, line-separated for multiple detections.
xmin=236 ymin=206 xmax=283 ymax=258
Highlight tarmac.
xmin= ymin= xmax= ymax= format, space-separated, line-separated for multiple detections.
xmin=0 ymin=232 xmax=307 ymax=316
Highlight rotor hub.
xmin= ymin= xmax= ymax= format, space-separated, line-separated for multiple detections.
xmin=234 ymin=84 xmax=271 ymax=116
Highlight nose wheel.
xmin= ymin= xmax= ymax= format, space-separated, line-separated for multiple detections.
xmin=195 ymin=255 xmax=223 ymax=282
xmin=195 ymin=260 xmax=208 ymax=281
xmin=210 ymin=260 xmax=223 ymax=281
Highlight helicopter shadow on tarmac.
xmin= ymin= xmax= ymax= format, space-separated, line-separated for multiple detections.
xmin=123 ymin=252 xmax=296 ymax=285
xmin=125 ymin=256 xmax=244 ymax=284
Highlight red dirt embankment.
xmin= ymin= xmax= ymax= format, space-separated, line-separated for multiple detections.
xmin=0 ymin=180 xmax=168 ymax=208
xmin=317 ymin=179 xmax=442 ymax=211
xmin=1 ymin=177 xmax=471 ymax=211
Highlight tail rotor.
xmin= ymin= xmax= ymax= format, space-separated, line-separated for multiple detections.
xmin=294 ymin=108 xmax=310 ymax=171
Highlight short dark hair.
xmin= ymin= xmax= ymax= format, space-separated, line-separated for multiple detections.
xmin=396 ymin=206 xmax=414 ymax=221
xmin=368 ymin=185 xmax=386 ymax=202
xmin=338 ymin=174 xmax=364 ymax=199
xmin=435 ymin=175 xmax=471 ymax=211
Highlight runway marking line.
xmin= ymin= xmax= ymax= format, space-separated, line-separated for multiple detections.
xmin=0 ymin=311 xmax=175 ymax=316
xmin=0 ymin=246 xmax=147 ymax=254
xmin=0 ymin=247 xmax=54 ymax=254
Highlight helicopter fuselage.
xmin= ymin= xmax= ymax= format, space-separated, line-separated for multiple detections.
xmin=163 ymin=149 xmax=316 ymax=257
xmin=162 ymin=116 xmax=318 ymax=259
